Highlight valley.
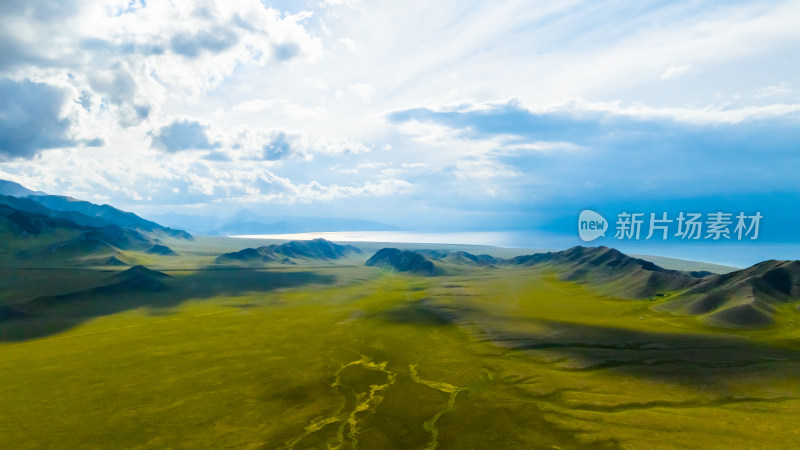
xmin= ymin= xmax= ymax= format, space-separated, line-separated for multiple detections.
xmin=1 ymin=238 xmax=799 ymax=448
xmin=1 ymin=183 xmax=799 ymax=448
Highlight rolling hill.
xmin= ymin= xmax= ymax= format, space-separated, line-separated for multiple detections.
xmin=496 ymin=245 xmax=800 ymax=329
xmin=417 ymin=250 xmax=499 ymax=266
xmin=501 ymin=246 xmax=707 ymax=298
xmin=656 ymin=259 xmax=800 ymax=328
xmin=215 ymin=238 xmax=361 ymax=264
xmin=365 ymin=248 xmax=442 ymax=276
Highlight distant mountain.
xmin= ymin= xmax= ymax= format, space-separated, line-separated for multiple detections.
xmin=30 ymin=195 xmax=191 ymax=239
xmin=0 ymin=203 xmax=177 ymax=265
xmin=215 ymin=218 xmax=396 ymax=235
xmin=147 ymin=210 xmax=396 ymax=236
xmin=365 ymin=248 xmax=442 ymax=276
xmin=0 ymin=194 xmax=115 ymax=228
xmin=0 ymin=202 xmax=88 ymax=236
xmin=0 ymin=180 xmax=191 ymax=240
xmin=215 ymin=238 xmax=361 ymax=264
xmin=37 ymin=225 xmax=154 ymax=258
xmin=0 ymin=180 xmax=46 ymax=197
xmin=656 ymin=259 xmax=800 ymax=329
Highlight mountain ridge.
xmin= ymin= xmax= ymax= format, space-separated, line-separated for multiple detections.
xmin=0 ymin=180 xmax=192 ymax=240
xmin=0 ymin=181 xmax=188 ymax=265
xmin=498 ymin=245 xmax=800 ymax=329
xmin=365 ymin=248 xmax=442 ymax=276
xmin=215 ymin=238 xmax=361 ymax=264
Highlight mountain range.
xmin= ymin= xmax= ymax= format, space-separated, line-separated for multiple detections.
xmin=1 ymin=179 xmax=797 ymax=330
xmin=363 ymin=245 xmax=799 ymax=329
xmin=0 ymin=180 xmax=191 ymax=266
xmin=215 ymin=238 xmax=361 ymax=265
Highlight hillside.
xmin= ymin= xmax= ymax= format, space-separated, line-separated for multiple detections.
xmin=417 ymin=250 xmax=498 ymax=266
xmin=497 ymin=245 xmax=800 ymax=329
xmin=215 ymin=238 xmax=361 ymax=264
xmin=30 ymin=195 xmax=191 ymax=239
xmin=656 ymin=259 xmax=800 ymax=328
xmin=365 ymin=248 xmax=442 ymax=276
xmin=0 ymin=203 xmax=176 ymax=265
xmin=502 ymin=246 xmax=706 ymax=299
xmin=0 ymin=202 xmax=89 ymax=236
xmin=0 ymin=180 xmax=191 ymax=240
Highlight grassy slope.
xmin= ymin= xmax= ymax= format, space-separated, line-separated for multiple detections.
xmin=0 ymin=241 xmax=799 ymax=448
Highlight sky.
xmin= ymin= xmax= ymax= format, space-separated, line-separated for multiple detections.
xmin=0 ymin=0 xmax=799 ymax=243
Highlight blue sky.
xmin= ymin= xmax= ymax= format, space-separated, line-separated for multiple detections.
xmin=0 ymin=0 xmax=798 ymax=243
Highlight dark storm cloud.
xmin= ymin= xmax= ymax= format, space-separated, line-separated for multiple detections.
xmin=88 ymin=63 xmax=151 ymax=126
xmin=388 ymin=100 xmax=800 ymax=222
xmin=0 ymin=78 xmax=77 ymax=159
xmin=151 ymin=119 xmax=220 ymax=152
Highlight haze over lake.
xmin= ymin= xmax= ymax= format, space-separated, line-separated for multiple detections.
xmin=232 ymin=230 xmax=800 ymax=268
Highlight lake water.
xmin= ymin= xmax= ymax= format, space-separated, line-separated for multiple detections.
xmin=231 ymin=231 xmax=556 ymax=248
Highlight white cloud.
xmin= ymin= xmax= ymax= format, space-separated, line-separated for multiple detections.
xmin=404 ymin=96 xmax=800 ymax=127
xmin=233 ymin=99 xmax=327 ymax=119
xmin=2 ymin=0 xmax=799 ymax=219
xmin=660 ymin=64 xmax=695 ymax=80
xmin=753 ymin=82 xmax=793 ymax=98
xmin=338 ymin=37 xmax=361 ymax=52
xmin=304 ymin=77 xmax=330 ymax=91
xmin=380 ymin=163 xmax=438 ymax=178
xmin=350 ymin=83 xmax=375 ymax=103
xmin=454 ymin=159 xmax=519 ymax=180
xmin=572 ymin=98 xmax=800 ymax=124
xmin=0 ymin=149 xmax=411 ymax=208
xmin=223 ymin=126 xmax=371 ymax=160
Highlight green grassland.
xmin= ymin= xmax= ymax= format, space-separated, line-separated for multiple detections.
xmin=1 ymin=241 xmax=799 ymax=449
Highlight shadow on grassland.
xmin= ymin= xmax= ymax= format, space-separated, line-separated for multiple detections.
xmin=417 ymin=300 xmax=800 ymax=392
xmin=0 ymin=267 xmax=336 ymax=342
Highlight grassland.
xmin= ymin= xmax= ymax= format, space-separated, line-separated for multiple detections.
xmin=1 ymin=240 xmax=799 ymax=449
